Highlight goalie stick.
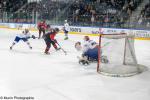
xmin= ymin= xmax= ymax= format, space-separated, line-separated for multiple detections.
xmin=101 ymin=41 xmax=111 ymax=48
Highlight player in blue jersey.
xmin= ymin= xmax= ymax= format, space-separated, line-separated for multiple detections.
xmin=75 ymin=36 xmax=108 ymax=65
xmin=10 ymin=29 xmax=36 ymax=50
xmin=82 ymin=36 xmax=99 ymax=61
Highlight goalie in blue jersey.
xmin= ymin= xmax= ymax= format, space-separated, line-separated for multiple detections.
xmin=10 ymin=29 xmax=36 ymax=50
xmin=75 ymin=36 xmax=108 ymax=65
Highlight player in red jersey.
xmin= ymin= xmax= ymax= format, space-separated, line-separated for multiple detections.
xmin=43 ymin=27 xmax=60 ymax=54
xmin=37 ymin=20 xmax=47 ymax=39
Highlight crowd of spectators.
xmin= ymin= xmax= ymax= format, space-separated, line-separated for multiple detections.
xmin=1 ymin=0 xmax=68 ymax=23
xmin=68 ymin=0 xmax=142 ymax=27
xmin=24 ymin=0 xmax=141 ymax=27
xmin=37 ymin=0 xmax=68 ymax=20
xmin=1 ymin=0 xmax=27 ymax=12
xmin=0 ymin=0 xmax=28 ymax=23
xmin=34 ymin=0 xmax=143 ymax=27
xmin=0 ymin=0 xmax=149 ymax=28
xmin=138 ymin=3 xmax=150 ymax=27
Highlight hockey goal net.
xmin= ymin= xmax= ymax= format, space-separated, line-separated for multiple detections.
xmin=97 ymin=33 xmax=145 ymax=77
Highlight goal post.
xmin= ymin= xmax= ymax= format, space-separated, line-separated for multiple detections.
xmin=97 ymin=33 xmax=146 ymax=77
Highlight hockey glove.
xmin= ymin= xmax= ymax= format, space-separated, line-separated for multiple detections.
xmin=31 ymin=35 xmax=36 ymax=39
xmin=54 ymin=39 xmax=57 ymax=43
xmin=26 ymin=37 xmax=30 ymax=39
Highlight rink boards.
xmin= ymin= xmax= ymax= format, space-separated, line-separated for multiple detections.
xmin=0 ymin=22 xmax=150 ymax=40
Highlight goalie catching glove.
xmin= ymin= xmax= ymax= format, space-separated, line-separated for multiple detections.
xmin=31 ymin=35 xmax=36 ymax=39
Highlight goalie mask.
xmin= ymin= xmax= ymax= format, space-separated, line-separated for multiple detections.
xmin=84 ymin=36 xmax=90 ymax=41
xmin=75 ymin=41 xmax=82 ymax=51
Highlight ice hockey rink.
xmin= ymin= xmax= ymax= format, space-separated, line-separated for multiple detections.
xmin=0 ymin=28 xmax=150 ymax=100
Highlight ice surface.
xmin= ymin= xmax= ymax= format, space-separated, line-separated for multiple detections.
xmin=0 ymin=28 xmax=150 ymax=100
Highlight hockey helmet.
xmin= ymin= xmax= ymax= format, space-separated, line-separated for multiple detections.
xmin=43 ymin=20 xmax=46 ymax=23
xmin=54 ymin=28 xmax=59 ymax=33
xmin=64 ymin=20 xmax=67 ymax=23
xmin=84 ymin=36 xmax=90 ymax=41
xmin=46 ymin=24 xmax=51 ymax=29
xmin=47 ymin=24 xmax=51 ymax=28
xmin=24 ymin=29 xmax=29 ymax=33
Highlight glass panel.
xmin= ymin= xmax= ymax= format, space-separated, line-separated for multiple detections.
xmin=0 ymin=0 xmax=149 ymax=29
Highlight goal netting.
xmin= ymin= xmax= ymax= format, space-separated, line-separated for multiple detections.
xmin=97 ymin=33 xmax=145 ymax=77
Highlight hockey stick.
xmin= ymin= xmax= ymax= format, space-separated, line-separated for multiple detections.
xmin=56 ymin=42 xmax=67 ymax=55
xmin=28 ymin=35 xmax=38 ymax=39
xmin=101 ymin=41 xmax=111 ymax=48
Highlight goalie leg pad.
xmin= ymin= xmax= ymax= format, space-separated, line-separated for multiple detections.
xmin=78 ymin=56 xmax=89 ymax=65
xmin=79 ymin=59 xmax=89 ymax=65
